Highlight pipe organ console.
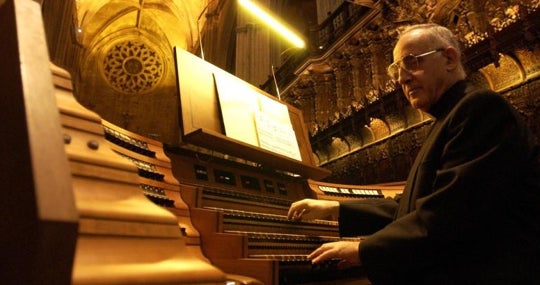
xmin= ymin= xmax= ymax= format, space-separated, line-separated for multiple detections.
xmin=100 ymin=132 xmax=402 ymax=284
xmin=50 ymin=54 xmax=403 ymax=284
xmin=166 ymin=147 xmax=402 ymax=285
xmin=88 ymin=48 xmax=404 ymax=284
xmin=64 ymin=44 xmax=402 ymax=285
xmin=9 ymin=6 xmax=402 ymax=282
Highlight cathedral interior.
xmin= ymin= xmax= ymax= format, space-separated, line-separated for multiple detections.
xmin=43 ymin=0 xmax=540 ymax=185
xmin=2 ymin=0 xmax=539 ymax=284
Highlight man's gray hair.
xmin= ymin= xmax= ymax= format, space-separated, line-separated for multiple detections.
xmin=399 ymin=23 xmax=462 ymax=55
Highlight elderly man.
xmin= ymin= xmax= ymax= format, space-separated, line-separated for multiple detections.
xmin=288 ymin=23 xmax=540 ymax=285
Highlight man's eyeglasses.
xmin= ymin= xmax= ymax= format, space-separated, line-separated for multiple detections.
xmin=387 ymin=48 xmax=445 ymax=81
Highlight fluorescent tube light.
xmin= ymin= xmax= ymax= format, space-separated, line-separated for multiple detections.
xmin=238 ymin=0 xmax=306 ymax=48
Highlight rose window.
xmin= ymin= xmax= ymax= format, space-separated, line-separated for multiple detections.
xmin=103 ymin=40 xmax=164 ymax=94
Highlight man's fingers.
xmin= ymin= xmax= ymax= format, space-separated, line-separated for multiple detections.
xmin=288 ymin=204 xmax=306 ymax=220
xmin=294 ymin=208 xmax=306 ymax=220
xmin=287 ymin=204 xmax=298 ymax=219
xmin=307 ymin=246 xmax=322 ymax=262
xmin=308 ymin=244 xmax=333 ymax=264
xmin=287 ymin=201 xmax=303 ymax=219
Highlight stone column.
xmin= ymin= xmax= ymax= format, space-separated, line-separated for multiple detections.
xmin=236 ymin=0 xmax=271 ymax=85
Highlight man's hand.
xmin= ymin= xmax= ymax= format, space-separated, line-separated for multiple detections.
xmin=308 ymin=241 xmax=361 ymax=268
xmin=287 ymin=199 xmax=339 ymax=220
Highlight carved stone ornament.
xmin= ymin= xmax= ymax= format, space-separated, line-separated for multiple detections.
xmin=102 ymin=40 xmax=164 ymax=94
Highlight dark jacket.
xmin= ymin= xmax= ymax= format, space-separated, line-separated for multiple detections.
xmin=338 ymin=80 xmax=540 ymax=285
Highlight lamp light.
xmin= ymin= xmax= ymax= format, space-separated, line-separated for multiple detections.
xmin=238 ymin=0 xmax=306 ymax=48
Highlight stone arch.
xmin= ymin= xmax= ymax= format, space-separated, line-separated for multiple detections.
xmin=367 ymin=117 xmax=391 ymax=141
xmin=478 ymin=52 xmax=525 ymax=92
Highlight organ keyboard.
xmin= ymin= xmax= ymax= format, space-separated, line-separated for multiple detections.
xmin=100 ymin=117 xmax=403 ymax=284
xmin=119 ymin=140 xmax=400 ymax=284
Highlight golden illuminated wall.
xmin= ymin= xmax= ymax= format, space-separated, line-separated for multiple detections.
xmin=276 ymin=1 xmax=540 ymax=184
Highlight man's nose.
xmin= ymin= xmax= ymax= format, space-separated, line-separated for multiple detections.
xmin=397 ymin=68 xmax=412 ymax=84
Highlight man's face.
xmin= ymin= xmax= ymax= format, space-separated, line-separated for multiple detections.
xmin=392 ymin=31 xmax=449 ymax=112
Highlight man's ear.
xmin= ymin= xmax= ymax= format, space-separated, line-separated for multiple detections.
xmin=444 ymin=47 xmax=460 ymax=71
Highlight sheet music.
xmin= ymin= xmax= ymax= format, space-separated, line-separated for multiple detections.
xmin=213 ymin=72 xmax=260 ymax=147
xmin=214 ymin=72 xmax=302 ymax=161
xmin=255 ymin=96 xmax=302 ymax=161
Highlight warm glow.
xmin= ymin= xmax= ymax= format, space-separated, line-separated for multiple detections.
xmin=238 ymin=0 xmax=306 ymax=48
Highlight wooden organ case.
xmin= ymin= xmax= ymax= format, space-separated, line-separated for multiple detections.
xmin=2 ymin=1 xmax=228 ymax=284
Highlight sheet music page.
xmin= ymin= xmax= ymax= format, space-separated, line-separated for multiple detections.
xmin=214 ymin=72 xmax=302 ymax=161
xmin=255 ymin=95 xmax=302 ymax=161
xmin=213 ymin=72 xmax=259 ymax=147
